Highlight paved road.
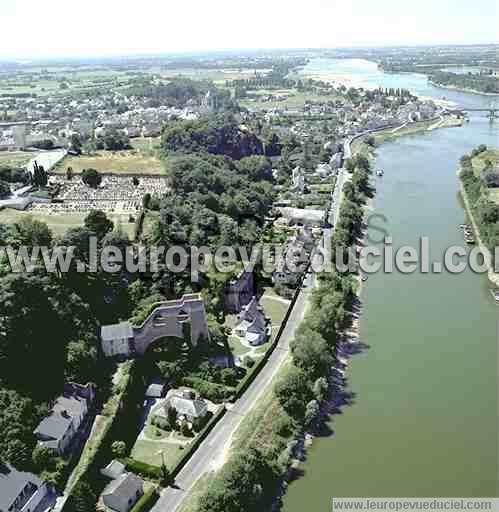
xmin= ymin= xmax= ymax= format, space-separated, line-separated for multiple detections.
xmin=152 ymin=147 xmax=353 ymax=512
xmin=328 ymin=167 xmax=347 ymax=228
xmin=153 ymin=271 xmax=315 ymax=511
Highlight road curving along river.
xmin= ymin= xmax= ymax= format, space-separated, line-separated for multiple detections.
xmin=283 ymin=60 xmax=499 ymax=511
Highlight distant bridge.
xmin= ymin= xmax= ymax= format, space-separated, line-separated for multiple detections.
xmin=460 ymin=108 xmax=499 ymax=112
xmin=448 ymin=107 xmax=499 ymax=119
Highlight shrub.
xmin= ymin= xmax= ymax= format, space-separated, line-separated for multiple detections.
xmin=130 ymin=487 xmax=159 ymax=512
xmin=151 ymin=416 xmax=170 ymax=431
xmin=122 ymin=457 xmax=163 ymax=480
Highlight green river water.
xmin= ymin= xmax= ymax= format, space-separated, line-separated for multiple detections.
xmin=283 ymin=60 xmax=499 ymax=510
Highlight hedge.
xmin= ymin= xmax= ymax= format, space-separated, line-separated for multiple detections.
xmin=182 ymin=376 xmax=234 ymax=403
xmin=130 ymin=487 xmax=160 ymax=512
xmin=134 ymin=209 xmax=146 ymax=241
xmin=122 ymin=457 xmax=164 ymax=480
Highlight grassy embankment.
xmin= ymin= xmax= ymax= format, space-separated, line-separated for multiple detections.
xmin=469 ymin=149 xmax=499 ymax=205
xmin=459 ymin=148 xmax=499 ymax=286
xmin=350 ymin=115 xmax=463 ymax=156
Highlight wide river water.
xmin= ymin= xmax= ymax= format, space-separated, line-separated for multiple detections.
xmin=282 ymin=59 xmax=499 ymax=510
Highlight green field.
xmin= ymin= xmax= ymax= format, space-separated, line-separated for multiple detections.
xmin=0 ymin=208 xmax=135 ymax=237
xmin=240 ymin=89 xmax=338 ymax=111
xmin=53 ymin=150 xmax=164 ymax=175
xmin=0 ymin=151 xmax=33 ymax=168
xmin=131 ymin=439 xmax=185 ymax=470
xmin=471 ymin=149 xmax=499 ymax=175
xmin=261 ymin=293 xmax=290 ymax=327
xmin=0 ymin=69 xmax=133 ymax=97
xmin=471 ymin=149 xmax=499 ymax=205
xmin=130 ymin=137 xmax=161 ymax=152
xmin=155 ymin=67 xmax=261 ymax=85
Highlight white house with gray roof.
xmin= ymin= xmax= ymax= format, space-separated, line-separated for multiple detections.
xmin=34 ymin=383 xmax=93 ymax=455
xmin=102 ymin=472 xmax=144 ymax=512
xmin=233 ymin=297 xmax=270 ymax=346
xmin=155 ymin=389 xmax=208 ymax=423
xmin=0 ymin=464 xmax=53 ymax=512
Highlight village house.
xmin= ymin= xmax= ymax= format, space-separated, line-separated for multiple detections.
xmin=315 ymin=162 xmax=334 ymax=179
xmin=101 ymin=321 xmax=135 ymax=358
xmin=34 ymin=383 xmax=94 ymax=455
xmin=145 ymin=380 xmax=168 ymax=399
xmin=276 ymin=206 xmax=326 ymax=227
xmin=101 ymin=472 xmax=144 ymax=512
xmin=0 ymin=464 xmax=54 ymax=512
xmin=100 ymin=460 xmax=126 ymax=480
xmin=224 ymin=270 xmax=255 ymax=313
xmin=233 ymin=296 xmax=270 ymax=346
xmin=290 ymin=166 xmax=306 ymax=194
xmin=329 ymin=151 xmax=343 ymax=169
xmin=156 ymin=389 xmax=209 ymax=423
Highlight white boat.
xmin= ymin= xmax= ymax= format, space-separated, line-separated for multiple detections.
xmin=376 ymin=170 xmax=384 ymax=177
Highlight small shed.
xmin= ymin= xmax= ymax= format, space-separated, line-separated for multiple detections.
xmin=145 ymin=381 xmax=167 ymax=399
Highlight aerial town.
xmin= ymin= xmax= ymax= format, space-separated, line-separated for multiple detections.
xmin=0 ymin=15 xmax=497 ymax=512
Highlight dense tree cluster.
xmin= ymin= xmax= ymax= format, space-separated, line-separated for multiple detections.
xmin=94 ymin=130 xmax=131 ymax=151
xmin=0 ymin=211 xmax=132 ymax=470
xmin=161 ymin=114 xmax=266 ymax=160
xmin=333 ymin=155 xmax=373 ymax=248
xmin=197 ymin=447 xmax=281 ymax=512
xmin=0 ymin=165 xmax=30 ymax=184
xmin=0 ymin=180 xmax=10 ymax=198
xmin=430 ymin=71 xmax=499 ymax=94
xmin=124 ymin=78 xmax=210 ymax=107
xmin=151 ymin=153 xmax=274 ymax=254
xmin=460 ymin=146 xmax=499 ymax=255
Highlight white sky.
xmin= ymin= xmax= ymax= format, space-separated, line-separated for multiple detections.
xmin=1 ymin=0 xmax=498 ymax=59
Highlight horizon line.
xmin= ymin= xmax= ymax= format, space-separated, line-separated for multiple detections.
xmin=1 ymin=42 xmax=499 ymax=64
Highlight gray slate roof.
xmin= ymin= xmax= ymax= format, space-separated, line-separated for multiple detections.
xmin=102 ymin=472 xmax=143 ymax=510
xmin=0 ymin=464 xmax=43 ymax=512
xmin=101 ymin=321 xmax=134 ymax=341
xmin=169 ymin=395 xmax=208 ymax=419
xmin=34 ymin=391 xmax=87 ymax=443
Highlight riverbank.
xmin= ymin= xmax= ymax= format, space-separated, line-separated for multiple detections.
xmin=458 ymin=171 xmax=499 ymax=287
xmin=175 ymin=159 xmax=368 ymax=512
xmin=429 ymin=80 xmax=499 ymax=97
xmin=350 ymin=115 xmax=463 ymax=155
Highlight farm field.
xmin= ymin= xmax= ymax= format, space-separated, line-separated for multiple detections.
xmin=155 ymin=67 xmax=266 ymax=84
xmin=0 ymin=151 xmax=33 ymax=168
xmin=53 ymin=150 xmax=165 ymax=175
xmin=240 ymin=89 xmax=339 ymax=110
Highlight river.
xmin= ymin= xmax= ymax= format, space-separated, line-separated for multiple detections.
xmin=282 ymin=59 xmax=499 ymax=510
xmin=299 ymin=58 xmax=499 ymax=109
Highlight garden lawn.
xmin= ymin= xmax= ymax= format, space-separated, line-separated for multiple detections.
xmin=131 ymin=439 xmax=185 ymax=470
